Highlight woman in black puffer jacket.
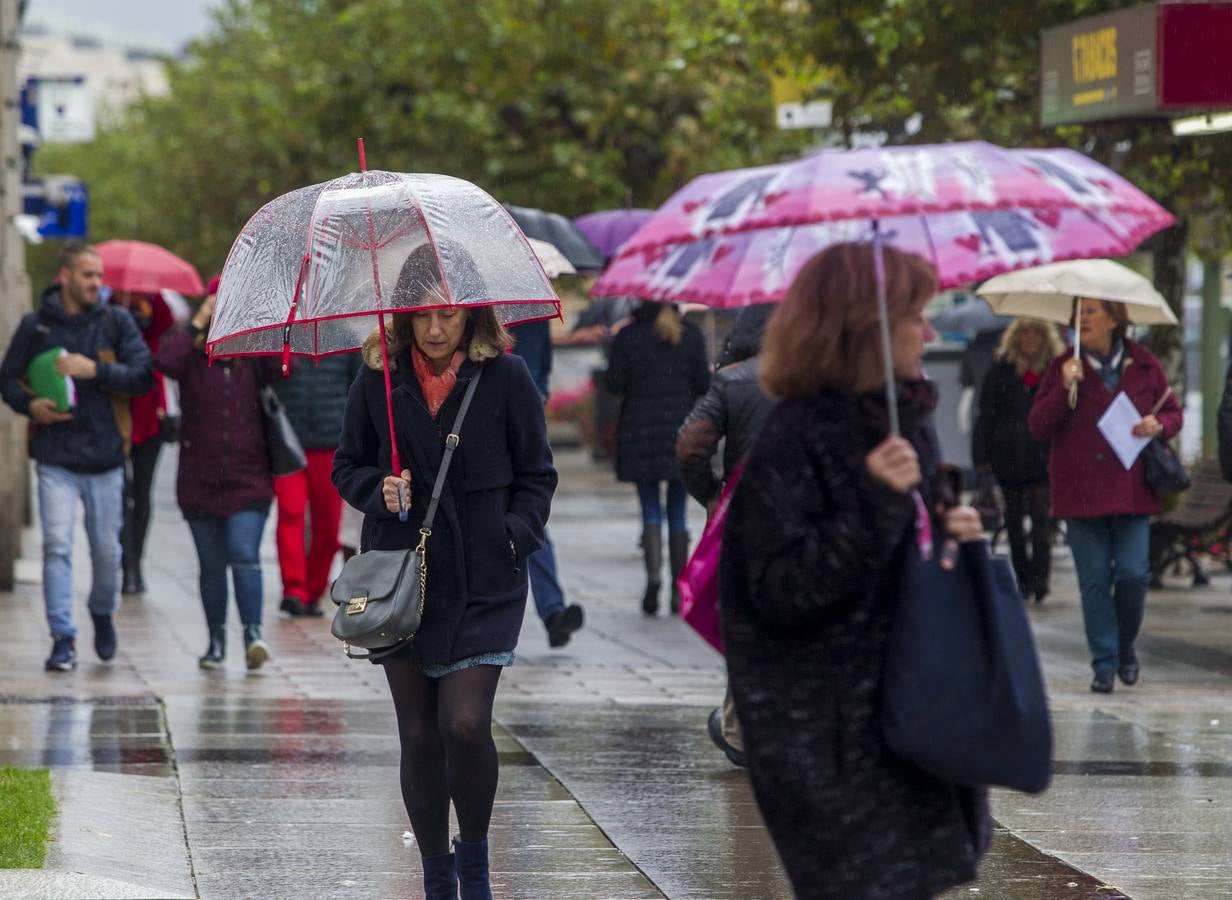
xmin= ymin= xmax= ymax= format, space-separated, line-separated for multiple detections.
xmin=606 ymin=302 xmax=710 ymax=615
xmin=972 ymin=318 xmax=1064 ymax=602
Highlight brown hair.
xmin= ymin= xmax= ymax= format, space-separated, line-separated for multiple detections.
xmin=996 ymin=318 xmax=1065 ymax=375
xmin=1101 ymin=299 xmax=1131 ymax=343
xmin=362 ymin=305 xmax=513 ymax=369
xmin=58 ymin=240 xmax=98 ymax=273
xmin=760 ymin=243 xmax=937 ymax=399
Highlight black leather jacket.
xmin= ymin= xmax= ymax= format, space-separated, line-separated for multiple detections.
xmin=677 ymin=356 xmax=775 ymax=505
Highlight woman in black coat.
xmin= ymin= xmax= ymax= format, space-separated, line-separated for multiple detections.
xmin=606 ymin=302 xmax=710 ymax=614
xmin=333 ymin=302 xmax=556 ymax=900
xmin=972 ymin=318 xmax=1064 ymax=602
xmin=720 ymin=243 xmax=990 ymax=899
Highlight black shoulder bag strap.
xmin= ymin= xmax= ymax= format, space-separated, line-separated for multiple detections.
xmin=417 ymin=365 xmax=483 ymax=538
xmin=361 ymin=367 xmax=484 ymax=662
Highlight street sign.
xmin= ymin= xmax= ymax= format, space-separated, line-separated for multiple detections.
xmin=1041 ymin=2 xmax=1232 ymax=128
xmin=22 ymin=77 xmax=95 ymax=143
xmin=22 ymin=177 xmax=89 ymax=239
xmin=771 ymin=60 xmax=833 ymax=130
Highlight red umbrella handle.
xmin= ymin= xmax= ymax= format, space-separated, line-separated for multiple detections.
xmin=357 ymin=138 xmax=407 ymax=519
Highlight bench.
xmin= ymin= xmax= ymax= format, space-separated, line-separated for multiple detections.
xmin=1149 ymin=457 xmax=1232 ymax=588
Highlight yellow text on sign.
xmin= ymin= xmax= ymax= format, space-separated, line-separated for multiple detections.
xmin=1072 ymin=27 xmax=1118 ymax=84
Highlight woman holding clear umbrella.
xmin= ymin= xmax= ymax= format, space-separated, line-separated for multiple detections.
xmin=1028 ymin=298 xmax=1181 ymax=693
xmin=333 ymin=247 xmax=556 ymax=900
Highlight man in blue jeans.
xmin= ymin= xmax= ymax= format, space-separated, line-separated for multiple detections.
xmin=0 ymin=242 xmax=152 ymax=671
xmin=510 ymin=318 xmax=584 ymax=647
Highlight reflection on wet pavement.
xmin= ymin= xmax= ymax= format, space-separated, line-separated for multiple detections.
xmin=4 ymin=447 xmax=1232 ymax=897
xmin=170 ymin=697 xmax=661 ymax=899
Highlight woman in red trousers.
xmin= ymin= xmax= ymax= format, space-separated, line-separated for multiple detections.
xmin=272 ymin=355 xmax=362 ymax=616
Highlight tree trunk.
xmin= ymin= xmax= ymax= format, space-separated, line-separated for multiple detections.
xmin=0 ymin=0 xmax=31 ymax=589
xmin=1146 ymin=217 xmax=1189 ymax=388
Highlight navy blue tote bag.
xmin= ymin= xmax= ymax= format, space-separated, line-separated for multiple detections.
xmin=881 ymin=537 xmax=1052 ymax=794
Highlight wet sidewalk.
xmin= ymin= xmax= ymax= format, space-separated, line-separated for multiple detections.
xmin=1 ymin=447 xmax=1231 ymax=898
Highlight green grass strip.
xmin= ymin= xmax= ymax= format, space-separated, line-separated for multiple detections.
xmin=0 ymin=768 xmax=56 ymax=868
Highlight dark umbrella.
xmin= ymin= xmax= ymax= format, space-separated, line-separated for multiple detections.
xmin=574 ymin=209 xmax=654 ymax=260
xmin=928 ymin=298 xmax=1012 ymax=335
xmin=504 ymin=204 xmax=605 ymax=271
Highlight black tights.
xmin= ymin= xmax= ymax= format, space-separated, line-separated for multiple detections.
xmin=382 ymin=661 xmax=503 ymax=857
xmin=122 ymin=439 xmax=162 ymax=572
xmin=1002 ymin=481 xmax=1052 ymax=596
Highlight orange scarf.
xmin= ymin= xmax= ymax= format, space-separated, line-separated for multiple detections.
xmin=412 ymin=346 xmax=464 ymax=417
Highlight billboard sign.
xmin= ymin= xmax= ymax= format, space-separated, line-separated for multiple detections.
xmin=1041 ymin=2 xmax=1232 ymax=127
xmin=1040 ymin=3 xmax=1158 ymax=127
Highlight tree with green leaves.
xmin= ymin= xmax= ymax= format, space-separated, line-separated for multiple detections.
xmin=29 ymin=0 xmax=810 ymax=287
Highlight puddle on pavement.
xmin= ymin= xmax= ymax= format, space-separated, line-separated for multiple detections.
xmin=0 ymin=694 xmax=174 ymax=775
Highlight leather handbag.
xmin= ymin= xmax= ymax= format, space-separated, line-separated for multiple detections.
xmin=1143 ymin=438 xmax=1189 ymax=498
xmin=330 ymin=369 xmax=483 ymax=661
xmin=881 ymin=526 xmax=1053 ymax=794
xmin=1141 ymin=388 xmax=1188 ymax=499
xmin=259 ymin=385 xmax=308 ymax=476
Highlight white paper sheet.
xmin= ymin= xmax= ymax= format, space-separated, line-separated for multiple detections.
xmin=1097 ymin=392 xmax=1151 ymax=470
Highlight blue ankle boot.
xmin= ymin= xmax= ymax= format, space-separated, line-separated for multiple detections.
xmin=452 ymin=837 xmax=493 ymax=900
xmin=420 ymin=850 xmax=457 ymax=900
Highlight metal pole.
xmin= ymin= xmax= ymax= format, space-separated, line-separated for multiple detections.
xmin=1200 ymin=256 xmax=1228 ymax=458
xmin=0 ymin=0 xmax=31 ymax=589
xmin=871 ymin=221 xmax=899 ymax=436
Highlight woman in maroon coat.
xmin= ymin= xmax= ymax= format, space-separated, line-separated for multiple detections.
xmin=156 ymin=284 xmax=281 ymax=671
xmin=1029 ymin=299 xmax=1182 ymax=693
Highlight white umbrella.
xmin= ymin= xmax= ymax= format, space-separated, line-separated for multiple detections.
xmin=978 ymin=258 xmax=1178 ymax=408
xmin=976 ymin=258 xmax=1177 ymax=326
xmin=528 ymin=238 xmax=577 ymax=279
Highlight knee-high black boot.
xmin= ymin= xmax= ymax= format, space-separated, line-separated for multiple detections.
xmin=668 ymin=531 xmax=690 ymax=614
xmin=641 ymin=527 xmax=662 ymax=615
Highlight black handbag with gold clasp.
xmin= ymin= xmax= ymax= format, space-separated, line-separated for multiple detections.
xmin=329 ymin=368 xmax=482 ymax=660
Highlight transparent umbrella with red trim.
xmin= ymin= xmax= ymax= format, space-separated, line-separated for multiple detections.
xmin=207 ymin=140 xmax=560 ymax=488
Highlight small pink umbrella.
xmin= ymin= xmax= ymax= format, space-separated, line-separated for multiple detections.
xmin=95 ymin=239 xmax=205 ymax=296
xmin=595 ymin=142 xmax=1175 ymax=435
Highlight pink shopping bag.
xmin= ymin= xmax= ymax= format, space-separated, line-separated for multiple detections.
xmin=677 ymin=463 xmax=744 ymax=654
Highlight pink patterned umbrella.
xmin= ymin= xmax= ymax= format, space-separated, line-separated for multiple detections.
xmin=595 ymin=143 xmax=1174 ymax=307
xmin=594 ymin=206 xmax=1169 ymax=307
xmin=595 ymin=141 xmax=1175 ymax=437
xmin=621 ymin=142 xmax=1171 ymax=252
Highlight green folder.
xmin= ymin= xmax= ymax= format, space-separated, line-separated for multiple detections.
xmin=25 ymin=347 xmax=76 ymax=413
